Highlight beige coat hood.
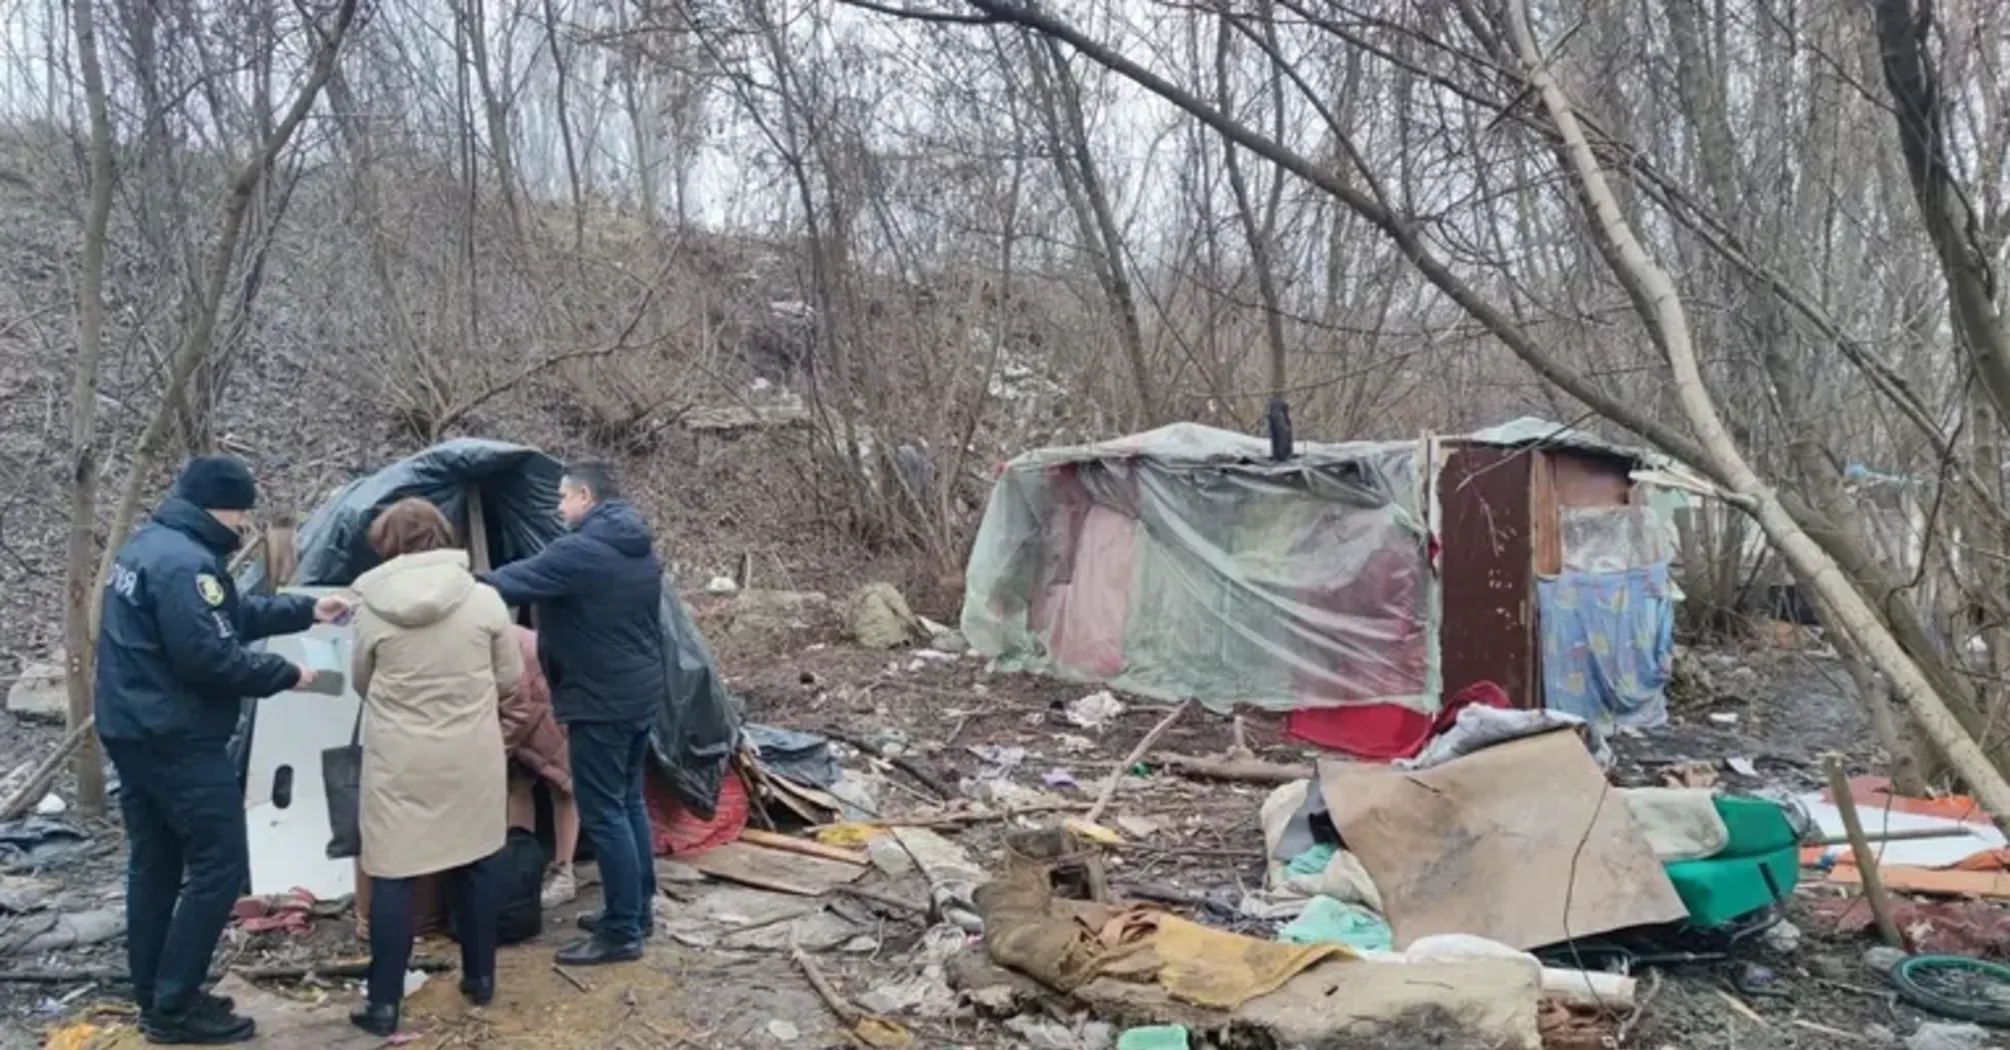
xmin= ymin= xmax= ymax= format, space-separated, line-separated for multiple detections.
xmin=349 ymin=547 xmax=520 ymax=879
xmin=355 ymin=549 xmax=476 ymax=629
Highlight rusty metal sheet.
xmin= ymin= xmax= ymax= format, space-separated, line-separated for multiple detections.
xmin=1438 ymin=444 xmax=1537 ymax=707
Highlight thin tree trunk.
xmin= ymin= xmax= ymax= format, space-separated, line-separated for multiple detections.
xmin=1215 ymin=10 xmax=1289 ymax=408
xmin=61 ymin=0 xmax=116 ymax=817
xmin=1871 ymin=0 xmax=2010 ymax=424
xmin=1026 ymin=37 xmax=1156 ymax=424
xmin=1504 ymin=0 xmax=2010 ymax=828
xmin=92 ymin=0 xmax=362 ymax=631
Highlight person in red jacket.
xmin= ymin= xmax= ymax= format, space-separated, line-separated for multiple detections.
xmin=498 ymin=626 xmax=583 ymax=908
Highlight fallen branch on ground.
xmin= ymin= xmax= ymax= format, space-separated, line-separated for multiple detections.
xmin=1157 ymin=752 xmax=1312 ymax=785
xmin=741 ymin=829 xmax=870 ymax=866
xmin=0 ymin=956 xmax=454 ymax=985
xmin=552 ymin=963 xmax=591 ymax=993
xmin=0 ymin=717 xmax=96 ymax=820
xmin=810 ymin=802 xmax=1091 ymax=832
xmin=832 ymin=884 xmax=929 ymax=914
xmin=822 ymin=729 xmax=956 ymax=800
xmin=1084 ymin=701 xmax=1191 ymax=827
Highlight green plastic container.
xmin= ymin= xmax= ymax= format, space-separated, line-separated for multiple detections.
xmin=1662 ymin=796 xmax=1800 ymax=928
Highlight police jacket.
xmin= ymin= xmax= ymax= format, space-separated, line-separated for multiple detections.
xmin=481 ymin=501 xmax=668 ymax=725
xmin=95 ymin=497 xmax=316 ymax=744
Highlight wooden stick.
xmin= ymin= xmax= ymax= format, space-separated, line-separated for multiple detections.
xmin=741 ymin=829 xmax=870 ymax=866
xmin=1085 ymin=701 xmax=1191 ymax=827
xmin=832 ymin=884 xmax=928 ymax=914
xmin=789 ymin=928 xmax=860 ymax=1025
xmin=235 ymin=956 xmax=454 ymax=981
xmin=1825 ymin=754 xmax=1904 ymax=948
xmin=1158 ymin=752 xmax=1313 ymax=785
xmin=552 ymin=963 xmax=591 ymax=993
xmin=821 ymin=729 xmax=954 ymax=800
xmin=1813 ymin=826 xmax=1980 ymax=848
xmin=0 ymin=956 xmax=455 ymax=985
xmin=0 ymin=716 xmax=96 ymax=821
xmin=810 ymin=802 xmax=1091 ymax=832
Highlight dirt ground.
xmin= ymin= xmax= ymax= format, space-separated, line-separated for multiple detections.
xmin=0 ymin=629 xmax=1994 ymax=1050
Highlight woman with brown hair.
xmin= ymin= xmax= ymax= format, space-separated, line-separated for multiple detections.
xmin=348 ymin=498 xmax=520 ymax=1036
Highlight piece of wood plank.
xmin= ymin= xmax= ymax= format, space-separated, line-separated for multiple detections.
xmin=687 ymin=841 xmax=865 ymax=897
xmin=741 ymin=829 xmax=871 ymax=867
xmin=1830 ymin=865 xmax=2010 ymax=899
xmin=1158 ymin=753 xmax=1314 ymax=785
xmin=464 ymin=484 xmax=492 ymax=573
xmin=1826 ymin=755 xmax=1904 ymax=946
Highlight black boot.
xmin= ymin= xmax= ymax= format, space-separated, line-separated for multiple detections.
xmin=137 ymin=990 xmax=236 ymax=1018
xmin=577 ymin=913 xmax=651 ymax=940
xmin=555 ymin=936 xmax=644 ymax=966
xmin=138 ymin=1005 xmax=256 ymax=1045
xmin=348 ymin=1001 xmax=400 ymax=1038
xmin=459 ymin=976 xmax=495 ymax=1006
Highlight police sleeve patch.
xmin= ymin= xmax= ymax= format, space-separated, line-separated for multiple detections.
xmin=196 ymin=574 xmax=226 ymax=608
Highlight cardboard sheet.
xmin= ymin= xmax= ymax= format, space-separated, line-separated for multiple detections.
xmin=686 ymin=841 xmax=866 ymax=896
xmin=1319 ymin=729 xmax=1687 ymax=950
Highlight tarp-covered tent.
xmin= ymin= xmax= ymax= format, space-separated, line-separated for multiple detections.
xmin=962 ymin=423 xmax=1441 ymax=715
xmin=242 ymin=439 xmax=740 ymax=817
xmin=961 ymin=421 xmax=1697 ymax=758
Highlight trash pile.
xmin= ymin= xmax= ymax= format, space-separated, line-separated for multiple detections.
xmin=14 ymin=653 xmax=2010 ymax=1048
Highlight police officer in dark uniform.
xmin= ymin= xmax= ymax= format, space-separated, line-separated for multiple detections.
xmin=95 ymin=457 xmax=351 ymax=1045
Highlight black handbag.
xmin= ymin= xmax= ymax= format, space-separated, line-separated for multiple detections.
xmin=322 ymin=701 xmax=365 ymax=859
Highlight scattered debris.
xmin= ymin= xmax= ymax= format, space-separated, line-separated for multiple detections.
xmin=1065 ymin=691 xmax=1126 ymax=731
xmin=1759 ymin=918 xmax=1802 ymax=954
xmin=850 ymin=583 xmax=919 ymax=649
xmin=891 ymin=827 xmax=986 ymax=933
xmin=1865 ymin=946 xmax=1910 ymax=976
xmin=1113 ymin=815 xmax=1162 ymax=840
xmin=707 ymin=575 xmax=741 ymax=595
xmin=0 ymin=875 xmax=58 ymax=914
xmin=766 ymin=1018 xmax=801 ymax=1042
xmin=1906 ymin=1022 xmax=1992 ymax=1050
xmin=230 ymin=888 xmax=323 ymax=935
xmin=3 ymin=658 xmax=64 ymax=723
xmin=0 ymin=908 xmax=122 ymax=955
xmin=724 ymin=590 xmax=832 ymax=638
xmin=791 ymin=927 xmax=912 ymax=1047
xmin=1116 ymin=1026 xmax=1189 ymax=1050
xmin=39 ymin=1021 xmax=101 ymax=1050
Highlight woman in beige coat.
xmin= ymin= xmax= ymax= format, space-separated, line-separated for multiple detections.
xmin=347 ymin=498 xmax=521 ymax=1037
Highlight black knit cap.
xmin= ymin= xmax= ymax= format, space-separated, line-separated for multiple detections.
xmin=173 ymin=456 xmax=259 ymax=511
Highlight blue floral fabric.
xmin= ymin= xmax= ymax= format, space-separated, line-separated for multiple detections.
xmin=1537 ymin=563 xmax=1674 ymax=730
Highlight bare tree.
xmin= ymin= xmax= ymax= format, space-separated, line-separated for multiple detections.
xmin=60 ymin=0 xmax=117 ymax=814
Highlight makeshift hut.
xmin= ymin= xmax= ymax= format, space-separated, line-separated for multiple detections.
xmin=231 ymin=439 xmax=743 ymax=899
xmin=960 ymin=420 xmax=1700 ymax=760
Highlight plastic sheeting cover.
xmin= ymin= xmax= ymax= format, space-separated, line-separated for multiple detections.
xmin=247 ymin=439 xmax=741 ymax=817
xmin=961 ymin=423 xmax=1438 ymax=714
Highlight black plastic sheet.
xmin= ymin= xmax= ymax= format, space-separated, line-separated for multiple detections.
xmin=244 ymin=439 xmax=741 ymax=817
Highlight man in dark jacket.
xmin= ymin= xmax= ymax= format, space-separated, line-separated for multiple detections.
xmin=483 ymin=460 xmax=667 ymax=966
xmin=97 ymin=456 xmax=350 ymax=1045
